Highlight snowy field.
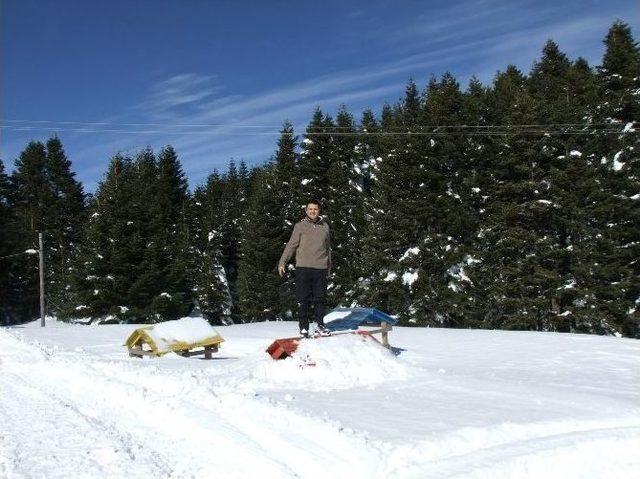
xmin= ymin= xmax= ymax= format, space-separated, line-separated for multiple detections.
xmin=1 ymin=319 xmax=639 ymax=479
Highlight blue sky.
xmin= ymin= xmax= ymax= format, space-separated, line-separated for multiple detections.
xmin=1 ymin=0 xmax=638 ymax=191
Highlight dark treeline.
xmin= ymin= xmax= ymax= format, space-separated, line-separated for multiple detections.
xmin=1 ymin=21 xmax=638 ymax=337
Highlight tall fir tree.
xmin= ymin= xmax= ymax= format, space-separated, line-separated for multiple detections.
xmin=598 ymin=21 xmax=640 ymax=122
xmin=44 ymin=136 xmax=86 ymax=315
xmin=351 ymin=109 xmax=382 ymax=300
xmin=273 ymin=121 xmax=302 ymax=222
xmin=530 ymin=45 xmax=614 ymax=333
xmin=237 ymin=122 xmax=302 ymax=321
xmin=526 ymin=41 xmax=585 ymax=331
xmin=474 ymin=65 xmax=543 ymax=330
xmin=412 ymin=73 xmax=474 ymax=327
xmin=453 ymin=76 xmax=493 ymax=328
xmin=272 ymin=122 xmax=302 ymax=317
xmin=9 ymin=142 xmax=53 ymax=321
xmin=325 ymin=106 xmax=366 ymax=306
xmin=69 ymin=155 xmax=138 ymax=321
xmin=218 ymin=160 xmax=248 ymax=319
xmin=0 ymin=159 xmax=16 ymax=324
xmin=191 ymin=171 xmax=233 ymax=323
xmin=236 ymin=165 xmax=288 ymax=321
xmin=359 ymin=80 xmax=432 ymax=322
xmin=127 ymin=148 xmax=161 ymax=319
xmin=587 ymin=21 xmax=640 ymax=336
xmin=149 ymin=146 xmax=193 ymax=320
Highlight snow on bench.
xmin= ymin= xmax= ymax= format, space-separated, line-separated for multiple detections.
xmin=125 ymin=317 xmax=224 ymax=359
xmin=324 ymin=308 xmax=398 ymax=348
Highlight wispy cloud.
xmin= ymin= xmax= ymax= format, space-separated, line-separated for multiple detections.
xmin=142 ymin=73 xmax=221 ymax=112
xmin=115 ymin=10 xmax=631 ymax=185
xmin=7 ymin=2 xmax=635 ymax=191
xmin=44 ymin=12 xmax=604 ymax=188
xmin=130 ymin=40 xmax=491 ymax=179
xmin=142 ymin=39 xmax=499 ymax=128
xmin=384 ymin=0 xmax=520 ymax=44
xmin=380 ymin=0 xmax=633 ymax=70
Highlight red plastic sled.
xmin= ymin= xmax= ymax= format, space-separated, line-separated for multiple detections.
xmin=266 ymin=330 xmax=380 ymax=360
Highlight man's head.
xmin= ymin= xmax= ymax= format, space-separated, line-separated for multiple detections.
xmin=305 ymin=199 xmax=321 ymax=221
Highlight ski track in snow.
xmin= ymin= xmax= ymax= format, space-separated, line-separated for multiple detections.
xmin=0 ymin=375 xmax=172 ymax=478
xmin=1 ymin=322 xmax=639 ymax=478
xmin=387 ymin=422 xmax=640 ymax=478
xmin=0 ymin=330 xmax=382 ymax=478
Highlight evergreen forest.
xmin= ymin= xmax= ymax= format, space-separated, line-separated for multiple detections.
xmin=1 ymin=22 xmax=638 ymax=337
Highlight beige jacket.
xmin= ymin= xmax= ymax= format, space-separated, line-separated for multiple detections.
xmin=279 ymin=217 xmax=331 ymax=270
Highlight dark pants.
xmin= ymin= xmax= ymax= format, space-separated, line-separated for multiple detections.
xmin=295 ymin=267 xmax=328 ymax=332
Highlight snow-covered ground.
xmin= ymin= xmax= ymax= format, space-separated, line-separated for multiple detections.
xmin=1 ymin=319 xmax=638 ymax=478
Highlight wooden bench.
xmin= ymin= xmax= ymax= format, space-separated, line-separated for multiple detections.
xmin=362 ymin=321 xmax=392 ymax=348
xmin=125 ymin=318 xmax=224 ymax=359
xmin=324 ymin=307 xmax=398 ymax=348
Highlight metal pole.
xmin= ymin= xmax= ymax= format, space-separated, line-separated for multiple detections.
xmin=39 ymin=232 xmax=45 ymax=327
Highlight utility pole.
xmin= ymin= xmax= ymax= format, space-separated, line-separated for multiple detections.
xmin=39 ymin=232 xmax=45 ymax=327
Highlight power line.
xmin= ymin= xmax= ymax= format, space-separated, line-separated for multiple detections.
xmin=0 ymin=124 xmax=631 ymax=136
xmin=2 ymin=119 xmax=284 ymax=129
xmin=1 ymin=118 xmax=631 ymax=130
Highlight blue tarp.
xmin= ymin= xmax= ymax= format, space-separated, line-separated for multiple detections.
xmin=324 ymin=307 xmax=398 ymax=332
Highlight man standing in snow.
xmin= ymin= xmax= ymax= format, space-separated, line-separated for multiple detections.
xmin=278 ymin=199 xmax=331 ymax=338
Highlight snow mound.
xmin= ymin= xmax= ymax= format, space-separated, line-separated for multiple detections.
xmin=144 ymin=317 xmax=220 ymax=349
xmin=253 ymin=333 xmax=411 ymax=390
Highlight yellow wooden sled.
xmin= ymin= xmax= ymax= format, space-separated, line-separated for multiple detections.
xmin=125 ymin=317 xmax=224 ymax=359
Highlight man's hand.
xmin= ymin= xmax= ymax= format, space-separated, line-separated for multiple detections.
xmin=278 ymin=264 xmax=286 ymax=277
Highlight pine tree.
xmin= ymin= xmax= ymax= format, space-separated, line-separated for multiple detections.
xmin=478 ymin=52 xmax=597 ymax=333
xmin=525 ymin=41 xmax=585 ymax=331
xmin=69 ymin=155 xmax=138 ymax=321
xmin=531 ymin=52 xmax=606 ymax=333
xmin=411 ymin=72 xmax=474 ymax=327
xmin=598 ymin=21 xmax=640 ymax=122
xmin=191 ymin=171 xmax=233 ymax=323
xmin=350 ymin=109 xmax=381 ymax=301
xmin=9 ymin=141 xmax=52 ymax=321
xmin=218 ymin=160 xmax=248 ymax=319
xmin=149 ymin=146 xmax=193 ymax=320
xmin=568 ymin=57 xmax=599 ymax=118
xmin=126 ymin=148 xmax=162 ymax=319
xmin=359 ymin=80 xmax=433 ymax=322
xmin=325 ymin=106 xmax=366 ymax=306
xmin=529 ymin=40 xmax=572 ymax=121
xmin=0 ymin=159 xmax=16 ymax=324
xmin=6 ymin=137 xmax=86 ymax=322
xmin=453 ymin=76 xmax=492 ymax=328
xmin=272 ymin=122 xmax=301 ymax=317
xmin=237 ymin=122 xmax=303 ymax=321
xmin=475 ymin=66 xmax=543 ymax=330
xmin=44 ymin=136 xmax=86 ymax=315
xmin=237 ymin=165 xmax=287 ymax=321
xmin=273 ymin=121 xmax=301 ymax=222
xmin=586 ymin=21 xmax=640 ymax=336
